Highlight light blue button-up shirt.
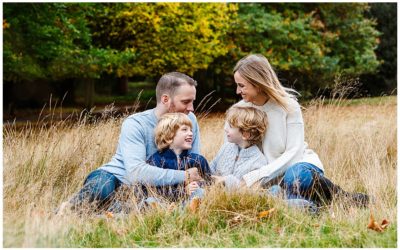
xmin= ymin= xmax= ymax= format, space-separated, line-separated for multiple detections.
xmin=99 ymin=108 xmax=200 ymax=186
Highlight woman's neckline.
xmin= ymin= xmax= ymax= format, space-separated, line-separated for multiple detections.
xmin=251 ymin=98 xmax=270 ymax=107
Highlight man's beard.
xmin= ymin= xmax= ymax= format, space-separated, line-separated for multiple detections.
xmin=168 ymin=101 xmax=177 ymax=113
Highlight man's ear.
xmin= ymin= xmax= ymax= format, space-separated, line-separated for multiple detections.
xmin=242 ymin=131 xmax=250 ymax=140
xmin=161 ymin=94 xmax=170 ymax=104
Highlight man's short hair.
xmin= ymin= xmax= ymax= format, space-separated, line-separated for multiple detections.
xmin=226 ymin=106 xmax=268 ymax=146
xmin=154 ymin=113 xmax=193 ymax=151
xmin=156 ymin=72 xmax=197 ymax=103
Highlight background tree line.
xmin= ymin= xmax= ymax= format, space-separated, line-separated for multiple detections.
xmin=3 ymin=2 xmax=397 ymax=111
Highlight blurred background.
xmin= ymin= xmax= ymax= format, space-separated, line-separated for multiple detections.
xmin=3 ymin=2 xmax=397 ymax=121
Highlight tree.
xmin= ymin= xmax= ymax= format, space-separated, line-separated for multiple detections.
xmin=3 ymin=3 xmax=136 ymax=107
xmin=361 ymin=3 xmax=397 ymax=95
xmin=205 ymin=3 xmax=381 ymax=98
xmin=89 ymin=3 xmax=237 ymax=78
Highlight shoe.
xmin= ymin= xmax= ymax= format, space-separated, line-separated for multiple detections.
xmin=286 ymin=198 xmax=320 ymax=215
xmin=350 ymin=193 xmax=370 ymax=208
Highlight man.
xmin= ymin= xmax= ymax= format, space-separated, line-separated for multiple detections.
xmin=58 ymin=72 xmax=203 ymax=214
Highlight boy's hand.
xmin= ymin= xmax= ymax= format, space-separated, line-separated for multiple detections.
xmin=186 ymin=181 xmax=200 ymax=196
xmin=185 ymin=168 xmax=203 ymax=184
xmin=211 ymin=175 xmax=226 ymax=185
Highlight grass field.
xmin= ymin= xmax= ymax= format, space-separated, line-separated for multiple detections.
xmin=3 ymin=95 xmax=397 ymax=247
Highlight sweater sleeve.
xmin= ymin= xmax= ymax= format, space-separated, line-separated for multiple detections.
xmin=224 ymin=175 xmax=242 ymax=190
xmin=242 ymin=103 xmax=304 ymax=187
xmin=120 ymin=118 xmax=185 ymax=186
xmin=209 ymin=142 xmax=227 ymax=174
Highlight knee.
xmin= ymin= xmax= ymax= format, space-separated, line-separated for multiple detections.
xmin=95 ymin=179 xmax=118 ymax=201
xmin=84 ymin=173 xmax=118 ymax=202
xmin=283 ymin=164 xmax=314 ymax=191
xmin=284 ymin=164 xmax=307 ymax=184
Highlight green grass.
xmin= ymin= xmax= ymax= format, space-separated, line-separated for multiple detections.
xmin=51 ymin=194 xmax=397 ymax=247
xmin=3 ymin=95 xmax=397 ymax=247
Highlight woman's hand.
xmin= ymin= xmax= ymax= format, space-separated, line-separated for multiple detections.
xmin=186 ymin=181 xmax=200 ymax=196
xmin=185 ymin=168 xmax=203 ymax=184
xmin=211 ymin=175 xmax=226 ymax=185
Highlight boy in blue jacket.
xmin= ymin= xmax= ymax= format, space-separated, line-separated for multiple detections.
xmin=146 ymin=112 xmax=211 ymax=201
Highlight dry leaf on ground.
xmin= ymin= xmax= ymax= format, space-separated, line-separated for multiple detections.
xmin=105 ymin=211 xmax=114 ymax=218
xmin=258 ymin=208 xmax=276 ymax=219
xmin=189 ymin=197 xmax=201 ymax=213
xmin=367 ymin=212 xmax=389 ymax=232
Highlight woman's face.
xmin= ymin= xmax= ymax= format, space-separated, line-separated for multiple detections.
xmin=234 ymin=71 xmax=260 ymax=104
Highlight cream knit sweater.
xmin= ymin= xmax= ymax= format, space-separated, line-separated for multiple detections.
xmin=210 ymin=143 xmax=268 ymax=190
xmin=235 ymin=98 xmax=324 ymax=187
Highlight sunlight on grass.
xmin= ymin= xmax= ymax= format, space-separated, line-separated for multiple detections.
xmin=3 ymin=95 xmax=397 ymax=247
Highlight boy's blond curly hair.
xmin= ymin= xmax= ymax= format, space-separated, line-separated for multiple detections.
xmin=226 ymin=106 xmax=268 ymax=146
xmin=154 ymin=113 xmax=192 ymax=151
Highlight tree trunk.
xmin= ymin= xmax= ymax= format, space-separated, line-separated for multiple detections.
xmin=117 ymin=76 xmax=129 ymax=95
xmin=85 ymin=78 xmax=95 ymax=109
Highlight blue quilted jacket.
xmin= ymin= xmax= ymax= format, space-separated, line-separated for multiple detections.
xmin=146 ymin=149 xmax=211 ymax=200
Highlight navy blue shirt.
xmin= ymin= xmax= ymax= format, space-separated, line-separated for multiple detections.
xmin=146 ymin=149 xmax=211 ymax=200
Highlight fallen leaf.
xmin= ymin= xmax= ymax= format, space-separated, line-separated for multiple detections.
xmin=258 ymin=208 xmax=276 ymax=219
xmin=189 ymin=197 xmax=201 ymax=213
xmin=105 ymin=211 xmax=114 ymax=218
xmin=228 ymin=214 xmax=244 ymax=227
xmin=367 ymin=212 xmax=389 ymax=232
xmin=381 ymin=219 xmax=390 ymax=229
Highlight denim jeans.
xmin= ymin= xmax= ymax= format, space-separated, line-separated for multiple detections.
xmin=283 ymin=162 xmax=324 ymax=200
xmin=71 ymin=169 xmax=122 ymax=210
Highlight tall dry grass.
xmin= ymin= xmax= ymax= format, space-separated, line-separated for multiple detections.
xmin=3 ymin=95 xmax=397 ymax=247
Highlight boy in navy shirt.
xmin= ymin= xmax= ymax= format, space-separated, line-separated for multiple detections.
xmin=146 ymin=113 xmax=211 ymax=201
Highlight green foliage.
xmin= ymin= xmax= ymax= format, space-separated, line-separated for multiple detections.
xmin=207 ymin=3 xmax=381 ymax=95
xmin=361 ymin=3 xmax=397 ymax=94
xmin=90 ymin=3 xmax=237 ymax=77
xmin=4 ymin=3 xmax=384 ymax=98
xmin=3 ymin=3 xmax=136 ymax=82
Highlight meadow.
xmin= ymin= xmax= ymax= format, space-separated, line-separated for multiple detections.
xmin=3 ymin=95 xmax=397 ymax=247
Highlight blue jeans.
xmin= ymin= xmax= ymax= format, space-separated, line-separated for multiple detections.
xmin=283 ymin=162 xmax=324 ymax=200
xmin=71 ymin=169 xmax=122 ymax=210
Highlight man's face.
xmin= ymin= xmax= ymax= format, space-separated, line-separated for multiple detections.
xmin=168 ymin=84 xmax=196 ymax=115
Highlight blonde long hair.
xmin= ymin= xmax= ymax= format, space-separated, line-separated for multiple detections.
xmin=233 ymin=54 xmax=298 ymax=111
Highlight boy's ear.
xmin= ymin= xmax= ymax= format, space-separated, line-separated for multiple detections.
xmin=242 ymin=131 xmax=250 ymax=140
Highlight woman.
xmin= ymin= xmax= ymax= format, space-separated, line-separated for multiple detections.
xmin=232 ymin=54 xmax=369 ymax=208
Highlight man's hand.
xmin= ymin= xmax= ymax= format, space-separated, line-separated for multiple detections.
xmin=185 ymin=168 xmax=203 ymax=184
xmin=186 ymin=181 xmax=200 ymax=196
xmin=211 ymin=175 xmax=226 ymax=185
